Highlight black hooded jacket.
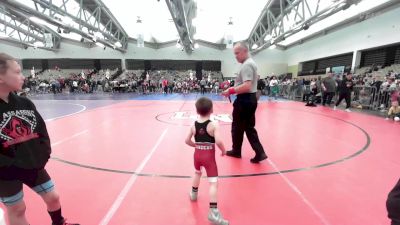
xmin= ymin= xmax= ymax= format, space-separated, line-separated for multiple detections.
xmin=0 ymin=93 xmax=51 ymax=171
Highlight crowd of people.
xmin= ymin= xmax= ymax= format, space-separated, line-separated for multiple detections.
xmin=255 ymin=69 xmax=400 ymax=120
xmin=22 ymin=69 xmax=228 ymax=95
xmin=21 ymin=64 xmax=400 ymax=121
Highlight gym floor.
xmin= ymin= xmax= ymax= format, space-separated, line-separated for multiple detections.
xmin=1 ymin=93 xmax=398 ymax=225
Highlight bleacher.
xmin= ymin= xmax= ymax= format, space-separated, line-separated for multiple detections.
xmin=116 ymin=70 xmax=223 ymax=83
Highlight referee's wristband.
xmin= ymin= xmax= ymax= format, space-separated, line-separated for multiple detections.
xmin=228 ymin=87 xmax=236 ymax=95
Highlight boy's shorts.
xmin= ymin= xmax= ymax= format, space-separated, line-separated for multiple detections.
xmin=194 ymin=149 xmax=218 ymax=182
xmin=0 ymin=167 xmax=54 ymax=206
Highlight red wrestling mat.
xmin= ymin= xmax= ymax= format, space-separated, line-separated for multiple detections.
xmin=1 ymin=100 xmax=398 ymax=225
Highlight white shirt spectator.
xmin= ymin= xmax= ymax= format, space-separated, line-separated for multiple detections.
xmin=269 ymin=79 xmax=278 ymax=87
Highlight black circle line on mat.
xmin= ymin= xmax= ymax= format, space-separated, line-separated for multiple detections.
xmin=51 ymin=108 xmax=370 ymax=178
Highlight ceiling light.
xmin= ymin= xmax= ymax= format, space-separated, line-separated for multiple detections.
xmin=228 ymin=17 xmax=233 ymax=25
xmin=251 ymin=43 xmax=258 ymax=50
xmin=115 ymin=41 xmax=122 ymax=48
xmin=194 ymin=43 xmax=199 ymax=49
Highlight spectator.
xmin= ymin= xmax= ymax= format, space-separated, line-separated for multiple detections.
xmin=322 ymin=73 xmax=337 ymax=106
xmin=334 ymin=73 xmax=354 ymax=112
xmin=269 ymin=76 xmax=279 ymax=100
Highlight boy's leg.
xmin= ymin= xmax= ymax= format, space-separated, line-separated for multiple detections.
xmin=29 ymin=170 xmax=78 ymax=225
xmin=5 ymin=200 xmax=29 ymax=225
xmin=27 ymin=169 xmax=63 ymax=225
xmin=190 ymin=170 xmax=202 ymax=201
xmin=40 ymin=190 xmax=70 ymax=225
xmin=192 ymin=170 xmax=201 ymax=188
xmin=0 ymin=177 xmax=28 ymax=225
xmin=41 ymin=190 xmax=61 ymax=212
xmin=208 ymin=178 xmax=228 ymax=225
xmin=209 ymin=180 xmax=218 ymax=203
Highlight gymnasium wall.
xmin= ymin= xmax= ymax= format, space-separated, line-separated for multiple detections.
xmin=253 ymin=48 xmax=288 ymax=78
xmin=287 ymin=64 xmax=299 ymax=77
xmin=285 ymin=6 xmax=400 ymax=75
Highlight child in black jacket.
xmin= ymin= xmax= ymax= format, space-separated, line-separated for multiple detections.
xmin=0 ymin=53 xmax=79 ymax=225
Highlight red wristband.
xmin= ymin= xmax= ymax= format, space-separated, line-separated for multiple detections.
xmin=228 ymin=87 xmax=236 ymax=95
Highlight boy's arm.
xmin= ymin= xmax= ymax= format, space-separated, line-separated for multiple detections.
xmin=26 ymin=98 xmax=52 ymax=157
xmin=212 ymin=122 xmax=226 ymax=156
xmin=185 ymin=126 xmax=196 ymax=147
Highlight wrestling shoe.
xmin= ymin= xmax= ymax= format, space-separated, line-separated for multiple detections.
xmin=189 ymin=190 xmax=198 ymax=201
xmin=208 ymin=208 xmax=229 ymax=225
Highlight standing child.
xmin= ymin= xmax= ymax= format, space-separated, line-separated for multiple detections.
xmin=0 ymin=53 xmax=79 ymax=225
xmin=185 ymin=97 xmax=229 ymax=225
xmin=386 ymin=100 xmax=400 ymax=121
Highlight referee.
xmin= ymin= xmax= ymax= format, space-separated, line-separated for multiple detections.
xmin=222 ymin=42 xmax=267 ymax=163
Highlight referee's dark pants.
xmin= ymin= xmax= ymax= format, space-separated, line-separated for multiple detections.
xmin=231 ymin=93 xmax=265 ymax=156
xmin=387 ymin=178 xmax=400 ymax=225
xmin=200 ymin=85 xmax=206 ymax=94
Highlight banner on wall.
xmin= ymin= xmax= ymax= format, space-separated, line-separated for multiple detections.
xmin=225 ymin=35 xmax=233 ymax=49
xmin=331 ymin=66 xmax=345 ymax=75
xmin=44 ymin=33 xmax=53 ymax=48
xmin=137 ymin=34 xmax=144 ymax=47
xmin=30 ymin=67 xmax=35 ymax=79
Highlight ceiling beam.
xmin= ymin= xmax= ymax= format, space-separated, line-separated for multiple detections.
xmin=3 ymin=0 xmax=127 ymax=52
xmin=248 ymin=0 xmax=363 ymax=54
xmin=284 ymin=0 xmax=400 ymax=49
xmin=165 ymin=0 xmax=197 ymax=54
xmin=0 ymin=5 xmax=60 ymax=51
